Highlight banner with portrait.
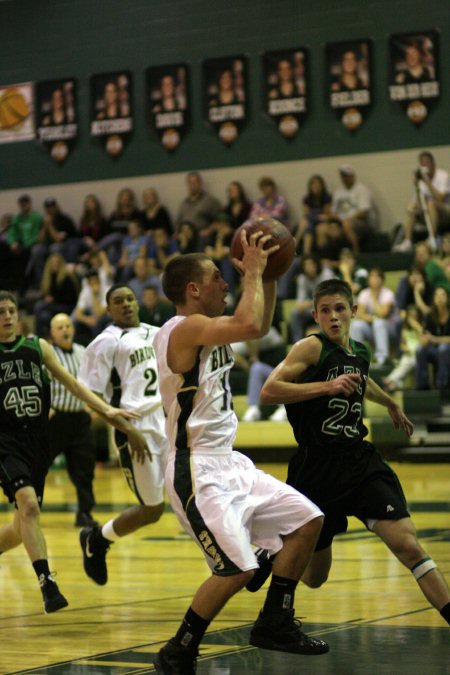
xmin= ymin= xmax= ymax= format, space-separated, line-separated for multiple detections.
xmin=0 ymin=81 xmax=34 ymax=143
xmin=203 ymin=56 xmax=247 ymax=145
xmin=327 ymin=40 xmax=372 ymax=131
xmin=36 ymin=78 xmax=77 ymax=163
xmin=388 ymin=30 xmax=440 ymax=126
xmin=90 ymin=71 xmax=133 ymax=157
xmin=263 ymin=48 xmax=308 ymax=139
xmin=147 ymin=63 xmax=189 ymax=152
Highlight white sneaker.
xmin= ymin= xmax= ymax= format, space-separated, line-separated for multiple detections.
xmin=269 ymin=405 xmax=287 ymax=422
xmin=242 ymin=405 xmax=262 ymax=422
xmin=392 ymin=238 xmax=412 ymax=252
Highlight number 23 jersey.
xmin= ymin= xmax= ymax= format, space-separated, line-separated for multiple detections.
xmin=286 ymin=332 xmax=370 ymax=451
xmin=78 ymin=323 xmax=164 ymax=434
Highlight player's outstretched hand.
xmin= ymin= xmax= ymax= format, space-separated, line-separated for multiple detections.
xmin=106 ymin=406 xmax=141 ymax=421
xmin=127 ymin=428 xmax=152 ymax=464
xmin=388 ymin=404 xmax=414 ymax=437
xmin=328 ymin=372 xmax=361 ymax=397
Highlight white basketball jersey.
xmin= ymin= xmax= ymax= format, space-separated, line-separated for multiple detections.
xmin=78 ymin=323 xmax=165 ymax=435
xmin=154 ymin=316 xmax=238 ymax=453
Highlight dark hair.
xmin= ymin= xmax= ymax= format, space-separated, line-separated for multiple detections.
xmin=105 ymin=283 xmax=137 ymax=306
xmin=85 ymin=269 xmax=100 ymax=280
xmin=0 ymin=290 xmax=18 ymax=306
xmin=313 ymin=279 xmax=353 ymax=309
xmin=369 ymin=267 xmax=385 ymax=281
xmin=162 ymin=253 xmax=210 ymax=305
xmin=418 ymin=151 xmax=435 ymax=165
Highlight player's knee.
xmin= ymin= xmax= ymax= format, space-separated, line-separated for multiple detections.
xmin=18 ymin=499 xmax=40 ymax=521
xmin=302 ymin=568 xmax=329 ymax=588
xmin=392 ymin=535 xmax=424 ymax=567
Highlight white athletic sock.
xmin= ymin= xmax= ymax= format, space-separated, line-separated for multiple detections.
xmin=102 ymin=520 xmax=120 ymax=542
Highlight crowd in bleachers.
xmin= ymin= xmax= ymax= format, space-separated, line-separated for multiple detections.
xmin=1 ymin=152 xmax=449 ymax=413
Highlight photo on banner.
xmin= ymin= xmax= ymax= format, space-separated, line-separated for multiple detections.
xmin=203 ymin=55 xmax=247 ymax=146
xmin=0 ymin=81 xmax=34 ymax=143
xmin=326 ymin=40 xmax=372 ymax=131
xmin=263 ymin=48 xmax=308 ymax=139
xmin=388 ymin=30 xmax=440 ymax=126
xmin=147 ymin=63 xmax=189 ymax=151
xmin=90 ymin=71 xmax=133 ymax=157
xmin=36 ymin=78 xmax=77 ymax=163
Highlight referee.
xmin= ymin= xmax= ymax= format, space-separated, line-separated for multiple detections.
xmin=48 ymin=313 xmax=98 ymax=527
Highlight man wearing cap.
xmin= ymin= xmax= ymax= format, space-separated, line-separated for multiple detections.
xmin=330 ymin=165 xmax=377 ymax=254
xmin=7 ymin=195 xmax=43 ymax=291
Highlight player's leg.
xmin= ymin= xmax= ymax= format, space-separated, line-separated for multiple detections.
xmin=64 ymin=413 xmax=97 ymax=527
xmin=80 ymin=432 xmax=165 ymax=585
xmin=0 ymin=509 xmax=22 ymax=552
xmin=301 ymin=545 xmax=333 ymax=588
xmin=15 ymin=485 xmax=68 ymax=613
xmin=374 ymin=517 xmax=450 ymax=625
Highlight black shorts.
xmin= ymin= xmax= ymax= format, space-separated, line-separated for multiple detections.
xmin=288 ymin=441 xmax=410 ymax=551
xmin=0 ymin=427 xmax=50 ymax=506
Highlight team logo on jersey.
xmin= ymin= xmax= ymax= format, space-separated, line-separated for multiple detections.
xmin=199 ymin=530 xmax=225 ymax=571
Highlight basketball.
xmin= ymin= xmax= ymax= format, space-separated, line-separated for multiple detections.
xmin=0 ymin=88 xmax=30 ymax=130
xmin=230 ymin=216 xmax=296 ymax=280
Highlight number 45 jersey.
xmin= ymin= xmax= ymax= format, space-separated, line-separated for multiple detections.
xmin=0 ymin=336 xmax=51 ymax=432
xmin=78 ymin=323 xmax=165 ymax=435
xmin=286 ymin=333 xmax=371 ymax=451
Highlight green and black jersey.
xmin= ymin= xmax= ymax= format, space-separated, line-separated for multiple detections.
xmin=0 ymin=336 xmax=51 ymax=432
xmin=286 ymin=332 xmax=370 ymax=452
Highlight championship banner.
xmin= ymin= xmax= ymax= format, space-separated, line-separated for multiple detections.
xmin=388 ymin=30 xmax=440 ymax=126
xmin=147 ymin=63 xmax=189 ymax=151
xmin=90 ymin=72 xmax=133 ymax=157
xmin=263 ymin=48 xmax=308 ymax=139
xmin=203 ymin=56 xmax=247 ymax=146
xmin=326 ymin=40 xmax=372 ymax=132
xmin=0 ymin=82 xmax=34 ymax=143
xmin=36 ymin=78 xmax=77 ymax=163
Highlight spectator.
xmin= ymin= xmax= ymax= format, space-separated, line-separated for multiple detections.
xmin=0 ymin=213 xmax=13 ymax=289
xmin=289 ymin=255 xmax=335 ymax=342
xmin=176 ymin=171 xmax=222 ymax=242
xmin=176 ymin=220 xmax=198 ymax=255
xmin=350 ymin=267 xmax=399 ymax=366
xmin=34 ymin=253 xmax=79 ymax=337
xmin=140 ymin=187 xmax=173 ymax=236
xmin=116 ymin=219 xmax=149 ymax=282
xmin=204 ymin=212 xmax=239 ymax=293
xmin=330 ymin=165 xmax=377 ymax=254
xmin=240 ymin=308 xmax=288 ymax=423
xmin=437 ymin=232 xmax=450 ymax=282
xmin=250 ymin=176 xmax=289 ymax=226
xmin=395 ymin=151 xmax=450 ymax=251
xmin=138 ymin=284 xmax=175 ymax=326
xmin=7 ymin=195 xmax=43 ymax=291
xmin=337 ymin=248 xmax=368 ymax=296
xmin=383 ymin=305 xmax=423 ymax=392
xmin=40 ymin=197 xmax=81 ymax=262
xmin=129 ymin=256 xmax=163 ymax=302
xmin=313 ymin=218 xmax=351 ymax=269
xmin=73 ymin=270 xmax=110 ymax=346
xmin=413 ymin=241 xmax=450 ymax=293
xmin=224 ymin=181 xmax=252 ymax=229
xmin=415 ymin=286 xmax=450 ymax=390
xmin=294 ymin=175 xmax=332 ymax=253
xmin=79 ymin=194 xmax=109 ymax=255
xmin=395 ymin=265 xmax=433 ymax=320
xmin=102 ymin=187 xmax=141 ymax=265
xmin=80 ymin=248 xmax=114 ymax=296
xmin=147 ymin=227 xmax=178 ymax=273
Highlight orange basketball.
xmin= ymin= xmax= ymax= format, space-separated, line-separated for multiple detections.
xmin=230 ymin=216 xmax=296 ymax=280
xmin=0 ymin=89 xmax=30 ymax=129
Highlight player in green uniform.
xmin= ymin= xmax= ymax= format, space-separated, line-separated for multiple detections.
xmin=0 ymin=291 xmax=147 ymax=613
xmin=258 ymin=278 xmax=450 ymax=627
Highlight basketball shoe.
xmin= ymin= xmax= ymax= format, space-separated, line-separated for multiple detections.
xmin=79 ymin=525 xmax=110 ymax=585
xmin=39 ymin=573 xmax=69 ymax=614
xmin=153 ymin=638 xmax=198 ymax=674
xmin=249 ymin=608 xmax=329 ymax=655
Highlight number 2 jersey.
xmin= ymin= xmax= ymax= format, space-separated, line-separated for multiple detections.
xmin=153 ymin=315 xmax=238 ymax=455
xmin=78 ymin=323 xmax=166 ymax=442
xmin=0 ymin=335 xmax=51 ymax=433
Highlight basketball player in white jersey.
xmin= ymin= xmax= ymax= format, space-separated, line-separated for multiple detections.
xmin=152 ymin=231 xmax=328 ymax=674
xmin=78 ymin=284 xmax=169 ymax=585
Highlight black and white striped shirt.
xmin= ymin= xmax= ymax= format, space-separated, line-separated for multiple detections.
xmin=50 ymin=343 xmax=86 ymax=413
